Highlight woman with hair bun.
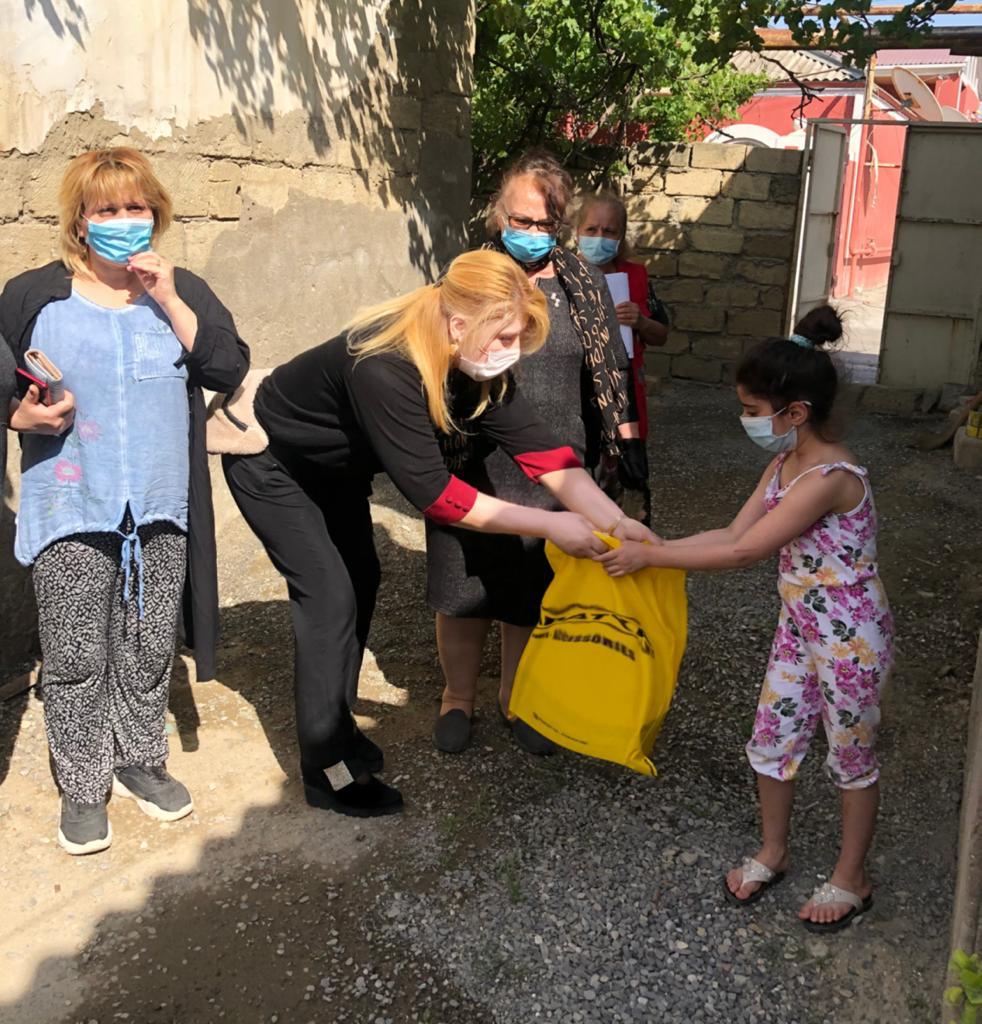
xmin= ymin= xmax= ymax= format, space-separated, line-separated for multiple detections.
xmin=224 ymin=249 xmax=655 ymax=818
xmin=598 ymin=304 xmax=894 ymax=935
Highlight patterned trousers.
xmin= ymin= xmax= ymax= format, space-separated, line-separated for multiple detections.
xmin=32 ymin=521 xmax=187 ymax=803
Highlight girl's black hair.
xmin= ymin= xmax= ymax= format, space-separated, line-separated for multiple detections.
xmin=735 ymin=304 xmax=844 ymax=430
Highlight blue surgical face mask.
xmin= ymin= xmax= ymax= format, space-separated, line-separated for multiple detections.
xmin=501 ymin=226 xmax=556 ymax=265
xmin=740 ymin=406 xmax=797 ymax=453
xmin=85 ymin=217 xmax=154 ymax=265
xmin=578 ymin=235 xmax=620 ymax=265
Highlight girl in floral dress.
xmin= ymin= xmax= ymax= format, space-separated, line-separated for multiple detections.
xmin=597 ymin=305 xmax=894 ymax=934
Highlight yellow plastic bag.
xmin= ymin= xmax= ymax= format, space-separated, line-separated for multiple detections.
xmin=508 ymin=537 xmax=687 ymax=776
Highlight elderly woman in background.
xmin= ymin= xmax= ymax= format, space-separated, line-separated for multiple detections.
xmin=575 ymin=191 xmax=670 ymax=524
xmin=426 ymin=149 xmax=642 ymax=756
xmin=1 ymin=148 xmax=249 ymax=855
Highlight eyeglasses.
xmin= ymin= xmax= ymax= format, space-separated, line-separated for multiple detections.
xmin=506 ymin=212 xmax=559 ymax=234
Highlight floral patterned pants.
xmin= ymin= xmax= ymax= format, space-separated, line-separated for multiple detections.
xmin=747 ymin=578 xmax=894 ymax=790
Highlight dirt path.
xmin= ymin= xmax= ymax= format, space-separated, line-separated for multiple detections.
xmin=1 ymin=381 xmax=978 ymax=1024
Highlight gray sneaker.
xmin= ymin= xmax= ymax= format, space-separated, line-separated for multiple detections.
xmin=113 ymin=765 xmax=193 ymax=822
xmin=58 ymin=797 xmax=112 ymax=855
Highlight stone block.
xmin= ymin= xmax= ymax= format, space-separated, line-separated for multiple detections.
xmin=389 ymin=95 xmax=423 ymax=132
xmin=643 ymin=253 xmax=678 ymax=276
xmin=634 ymin=142 xmax=689 ymax=168
xmin=738 ymin=202 xmax=797 ymax=231
xmin=660 ymin=330 xmax=692 ymax=355
xmin=735 ymin=259 xmax=790 ymax=286
xmin=672 ymin=353 xmax=722 ymax=383
xmin=860 ymin=385 xmax=925 ymax=416
xmin=690 ymin=143 xmax=748 ymax=170
xmin=744 ymin=231 xmax=795 ymax=259
xmin=422 ymin=96 xmax=469 ymax=135
xmin=643 ymin=351 xmax=674 ymax=378
xmin=664 ymin=168 xmax=724 ymax=197
xmin=674 ymin=197 xmax=734 ymax=225
xmin=722 ymin=173 xmax=771 ymax=201
xmin=239 ymin=164 xmax=301 ymax=213
xmin=769 ymin=174 xmax=802 ymax=204
xmin=679 ymin=252 xmax=728 ymax=279
xmin=759 ymin=286 xmax=786 ymax=310
xmin=692 ymin=334 xmax=745 ymax=361
xmin=626 ymin=193 xmax=673 ymax=221
xmin=207 ymin=160 xmax=243 ymax=220
xmin=688 ymin=226 xmax=744 ymax=254
xmin=0 ymin=223 xmax=58 ymax=280
xmin=673 ymin=305 xmax=725 ymax=333
xmin=629 ymin=167 xmax=666 ymax=193
xmin=705 ymin=283 xmax=759 ymax=308
xmin=727 ymin=309 xmax=785 ymax=336
xmin=745 ymin=148 xmax=803 ymax=175
xmin=0 ymin=157 xmax=25 ymax=221
xmin=154 ymin=156 xmax=213 ymax=218
xmin=634 ymin=222 xmax=686 ymax=251
xmin=954 ymin=427 xmax=982 ymax=471
xmin=656 ymin=279 xmax=705 ymax=304
xmin=23 ymin=162 xmax=62 ymax=218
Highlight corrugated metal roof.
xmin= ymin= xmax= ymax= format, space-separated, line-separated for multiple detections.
xmin=730 ymin=49 xmax=863 ymax=83
xmin=876 ymin=48 xmax=964 ymax=66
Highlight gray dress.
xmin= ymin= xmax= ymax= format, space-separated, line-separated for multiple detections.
xmin=425 ymin=269 xmax=627 ymax=625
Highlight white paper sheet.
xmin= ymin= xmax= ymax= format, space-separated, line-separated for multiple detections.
xmin=604 ymin=271 xmax=634 ymax=359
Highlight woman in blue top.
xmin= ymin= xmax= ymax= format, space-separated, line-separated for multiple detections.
xmin=2 ymin=148 xmax=249 ymax=856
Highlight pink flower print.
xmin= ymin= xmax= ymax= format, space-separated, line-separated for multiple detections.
xmin=877 ymin=609 xmax=895 ymax=639
xmin=779 ymin=550 xmax=794 ymax=575
xmin=836 ymin=744 xmax=876 ymax=780
xmin=793 ymin=603 xmax=823 ymax=644
xmin=852 ymin=596 xmax=878 ymax=624
xmin=800 ymin=671 xmax=821 ymax=708
xmin=76 ymin=418 xmax=102 ymax=443
xmin=54 ymin=459 xmax=82 ymax=485
xmin=772 ymin=625 xmax=800 ymax=664
xmin=814 ymin=530 xmax=839 ymax=556
xmin=752 ymin=706 xmax=783 ymax=748
xmin=833 ymin=659 xmax=861 ymax=702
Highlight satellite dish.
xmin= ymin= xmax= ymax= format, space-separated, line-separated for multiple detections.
xmin=942 ymin=104 xmax=971 ymax=123
xmin=891 ymin=67 xmax=944 ymax=121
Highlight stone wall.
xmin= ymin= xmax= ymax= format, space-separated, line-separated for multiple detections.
xmin=622 ymin=142 xmax=803 ymax=385
xmin=0 ymin=0 xmax=475 ymax=672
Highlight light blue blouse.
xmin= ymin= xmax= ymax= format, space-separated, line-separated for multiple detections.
xmin=16 ymin=290 xmax=190 ymax=612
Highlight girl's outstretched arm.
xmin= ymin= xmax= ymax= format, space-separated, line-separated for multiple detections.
xmin=597 ymin=471 xmax=844 ymax=576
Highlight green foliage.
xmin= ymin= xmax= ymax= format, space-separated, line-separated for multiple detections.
xmin=946 ymin=950 xmax=982 ymax=1024
xmin=473 ymin=0 xmax=958 ymax=189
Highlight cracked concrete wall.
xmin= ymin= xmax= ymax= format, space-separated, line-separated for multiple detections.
xmin=0 ymin=0 xmax=475 ymax=670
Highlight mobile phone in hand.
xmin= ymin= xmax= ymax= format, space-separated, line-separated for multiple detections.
xmin=16 ymin=368 xmax=50 ymax=405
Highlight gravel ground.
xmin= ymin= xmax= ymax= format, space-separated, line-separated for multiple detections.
xmin=1 ymin=379 xmax=978 ymax=1024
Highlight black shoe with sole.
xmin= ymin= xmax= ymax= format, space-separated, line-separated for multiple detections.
xmin=433 ymin=709 xmax=472 ymax=753
xmin=301 ymin=765 xmax=404 ymax=818
xmin=113 ymin=765 xmax=194 ymax=821
xmin=354 ymin=728 xmax=384 ymax=773
xmin=498 ymin=707 xmax=557 ymax=756
xmin=58 ymin=796 xmax=112 ymax=855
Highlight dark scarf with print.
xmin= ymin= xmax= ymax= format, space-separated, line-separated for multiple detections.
xmin=483 ymin=234 xmax=626 ymax=456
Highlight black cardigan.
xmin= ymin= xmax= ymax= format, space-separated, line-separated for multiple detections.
xmin=0 ymin=261 xmax=250 ymax=680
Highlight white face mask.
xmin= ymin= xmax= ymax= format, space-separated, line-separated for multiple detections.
xmin=457 ymin=345 xmax=521 ymax=381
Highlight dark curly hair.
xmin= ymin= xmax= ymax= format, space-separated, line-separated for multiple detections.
xmin=486 ymin=148 xmax=574 ymax=238
xmin=736 ymin=305 xmax=844 ymax=432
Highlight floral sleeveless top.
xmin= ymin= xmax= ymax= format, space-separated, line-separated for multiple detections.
xmin=765 ymin=453 xmax=880 ymax=590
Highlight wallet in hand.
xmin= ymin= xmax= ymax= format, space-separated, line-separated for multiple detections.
xmin=24 ymin=350 xmax=65 ymax=405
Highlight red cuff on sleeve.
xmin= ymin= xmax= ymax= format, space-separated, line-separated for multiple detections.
xmin=513 ymin=446 xmax=581 ymax=482
xmin=423 ymin=475 xmax=479 ymax=525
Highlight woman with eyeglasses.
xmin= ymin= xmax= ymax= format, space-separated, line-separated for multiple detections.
xmin=426 ymin=148 xmax=640 ymax=756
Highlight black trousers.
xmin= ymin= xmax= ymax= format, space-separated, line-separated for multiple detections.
xmin=223 ymin=449 xmax=381 ymax=775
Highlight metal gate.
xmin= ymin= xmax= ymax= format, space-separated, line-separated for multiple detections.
xmin=880 ymin=122 xmax=982 ymax=391
xmin=789 ymin=118 xmax=982 ymax=392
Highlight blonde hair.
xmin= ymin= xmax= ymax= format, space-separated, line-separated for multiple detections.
xmin=58 ymin=148 xmax=173 ymax=276
xmin=575 ymin=191 xmax=634 ymax=258
xmin=346 ymin=250 xmax=549 ymax=434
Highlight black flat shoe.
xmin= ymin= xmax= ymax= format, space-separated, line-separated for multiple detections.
xmin=301 ymin=766 xmax=403 ymax=818
xmin=433 ymin=709 xmax=472 ymax=753
xmin=354 ymin=729 xmax=384 ymax=773
xmin=498 ymin=707 xmax=557 ymax=756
